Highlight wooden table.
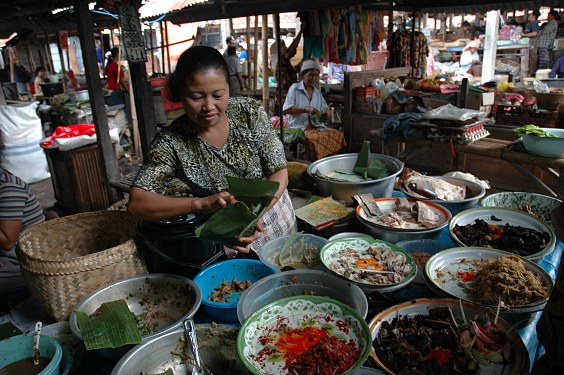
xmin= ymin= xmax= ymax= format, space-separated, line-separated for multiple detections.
xmin=388 ymin=137 xmax=564 ymax=198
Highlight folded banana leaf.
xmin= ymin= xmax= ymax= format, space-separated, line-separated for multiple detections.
xmin=195 ymin=176 xmax=279 ymax=246
xmin=75 ymin=299 xmax=142 ymax=350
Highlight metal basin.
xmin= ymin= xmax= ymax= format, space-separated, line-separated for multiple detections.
xmin=307 ymin=153 xmax=404 ymax=203
xmin=401 ymin=176 xmax=485 ymax=216
xmin=69 ymin=274 xmax=201 ymax=360
xmin=237 ymin=269 xmax=369 ymax=323
xmin=111 ymin=325 xmax=249 ymax=375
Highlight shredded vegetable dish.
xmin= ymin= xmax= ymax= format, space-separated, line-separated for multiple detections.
xmin=469 ymin=255 xmax=548 ymax=306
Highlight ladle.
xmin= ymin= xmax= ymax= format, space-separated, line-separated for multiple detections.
xmin=183 ymin=319 xmax=211 ymax=375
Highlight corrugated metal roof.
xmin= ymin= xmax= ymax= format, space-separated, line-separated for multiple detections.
xmin=139 ymin=0 xmax=210 ymax=20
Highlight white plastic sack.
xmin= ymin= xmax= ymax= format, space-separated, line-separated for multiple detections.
xmin=0 ymin=102 xmax=51 ymax=183
xmin=51 ymin=127 xmax=120 ymax=151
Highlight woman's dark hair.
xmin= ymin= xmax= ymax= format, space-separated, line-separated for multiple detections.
xmin=168 ymin=46 xmax=229 ymax=102
xmin=35 ymin=66 xmax=45 ymax=75
xmin=106 ymin=47 xmax=119 ymax=65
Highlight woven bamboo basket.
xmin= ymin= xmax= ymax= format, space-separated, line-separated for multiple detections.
xmin=16 ymin=211 xmax=148 ymax=322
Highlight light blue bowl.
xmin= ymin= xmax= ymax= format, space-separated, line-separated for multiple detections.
xmin=194 ymin=259 xmax=276 ymax=323
xmin=0 ymin=333 xmax=62 ymax=374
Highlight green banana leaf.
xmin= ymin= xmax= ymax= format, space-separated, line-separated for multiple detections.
xmin=354 ymin=160 xmax=389 ymax=180
xmin=354 ymin=140 xmax=371 ymax=170
xmin=195 ymin=177 xmax=279 ymax=246
xmin=75 ymin=299 xmax=142 ymax=350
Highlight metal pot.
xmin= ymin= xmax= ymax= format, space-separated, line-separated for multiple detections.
xmin=136 ymin=214 xmax=224 ymax=278
xmin=307 ymin=153 xmax=404 ymax=203
xmin=70 ymin=90 xmax=89 ymax=102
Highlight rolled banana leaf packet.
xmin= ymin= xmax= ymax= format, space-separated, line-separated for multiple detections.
xmin=195 ymin=176 xmax=279 ymax=247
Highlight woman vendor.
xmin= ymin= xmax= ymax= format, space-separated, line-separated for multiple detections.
xmin=283 ymin=60 xmax=346 ymax=161
xmin=127 ymin=46 xmax=297 ymax=255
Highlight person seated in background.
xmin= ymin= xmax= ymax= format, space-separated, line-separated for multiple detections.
xmin=460 ymin=40 xmax=481 ymax=75
xmin=33 ymin=66 xmax=47 ymax=98
xmin=327 ymin=62 xmax=351 ymax=82
xmin=0 ymin=166 xmax=45 ymax=298
xmin=457 ymin=21 xmax=475 ymax=40
xmin=283 ymin=60 xmax=346 ymax=161
xmin=549 ymin=55 xmax=564 ymax=78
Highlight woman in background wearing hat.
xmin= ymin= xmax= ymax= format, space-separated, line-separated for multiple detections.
xmin=459 ymin=40 xmax=481 ymax=74
xmin=283 ymin=60 xmax=346 ymax=161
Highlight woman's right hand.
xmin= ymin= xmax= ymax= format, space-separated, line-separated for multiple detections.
xmin=306 ymin=107 xmax=321 ymax=115
xmin=193 ymin=192 xmax=235 ymax=214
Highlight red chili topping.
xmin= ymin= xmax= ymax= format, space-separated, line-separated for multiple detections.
xmin=276 ymin=326 xmax=327 ymax=356
xmin=456 ymin=271 xmax=477 ymax=283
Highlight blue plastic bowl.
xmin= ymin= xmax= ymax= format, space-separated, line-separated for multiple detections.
xmin=0 ymin=333 xmax=63 ymax=374
xmin=193 ymin=259 xmax=276 ymax=322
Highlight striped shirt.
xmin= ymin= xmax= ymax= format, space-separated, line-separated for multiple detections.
xmin=0 ymin=167 xmax=45 ymax=250
xmin=537 ymin=20 xmax=558 ymax=49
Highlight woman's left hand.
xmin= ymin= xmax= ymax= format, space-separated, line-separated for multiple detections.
xmin=232 ymin=220 xmax=264 ymax=253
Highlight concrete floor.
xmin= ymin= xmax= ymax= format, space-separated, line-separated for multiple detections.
xmin=30 ymin=176 xmax=57 ymax=211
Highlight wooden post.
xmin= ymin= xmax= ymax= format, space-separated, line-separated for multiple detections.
xmin=262 ymin=15 xmax=269 ymax=112
xmin=482 ymin=10 xmax=500 ymax=84
xmin=117 ymin=2 xmax=157 ymax=158
xmin=253 ymin=16 xmax=259 ymax=91
xmin=159 ymin=21 xmax=166 ymax=74
xmin=149 ymin=24 xmax=155 ymax=74
xmin=245 ymin=16 xmax=251 ymax=89
xmin=56 ymin=34 xmax=68 ymax=91
xmin=164 ymin=21 xmax=171 ymax=75
xmin=274 ymin=13 xmax=283 ymax=141
xmin=73 ymin=0 xmax=120 ymax=201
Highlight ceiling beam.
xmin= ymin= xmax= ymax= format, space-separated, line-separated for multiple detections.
xmin=167 ymin=0 xmax=390 ymax=24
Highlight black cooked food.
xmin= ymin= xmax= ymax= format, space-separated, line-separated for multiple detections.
xmin=453 ymin=219 xmax=550 ymax=256
xmin=374 ymin=307 xmax=476 ymax=374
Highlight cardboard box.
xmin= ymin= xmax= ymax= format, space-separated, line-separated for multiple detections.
xmin=354 ymin=87 xmax=376 ymax=102
xmin=466 ymin=92 xmax=495 ymax=110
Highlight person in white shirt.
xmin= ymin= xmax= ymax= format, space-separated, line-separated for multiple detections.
xmin=459 ymin=39 xmax=481 ymax=74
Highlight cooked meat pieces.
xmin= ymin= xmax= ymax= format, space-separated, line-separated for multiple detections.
xmin=209 ymin=278 xmax=252 ymax=302
xmin=415 ymin=201 xmax=440 ymax=228
xmin=397 ymin=168 xmax=466 ymax=201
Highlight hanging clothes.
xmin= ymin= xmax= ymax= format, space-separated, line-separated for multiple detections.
xmin=387 ymin=30 xmax=429 ymax=78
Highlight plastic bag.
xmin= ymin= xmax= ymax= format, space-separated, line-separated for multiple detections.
xmin=0 ymin=101 xmax=51 ymax=183
xmin=442 ymin=171 xmax=491 ymax=189
xmin=533 ymin=80 xmax=550 ymax=94
xmin=423 ymin=103 xmax=485 ymax=122
xmin=40 ymin=124 xmax=119 ymax=151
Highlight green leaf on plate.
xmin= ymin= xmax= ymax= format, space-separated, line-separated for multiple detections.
xmin=75 ymin=300 xmax=141 ymax=350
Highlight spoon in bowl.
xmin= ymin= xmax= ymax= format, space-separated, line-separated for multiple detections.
xmin=183 ymin=319 xmax=211 ymax=375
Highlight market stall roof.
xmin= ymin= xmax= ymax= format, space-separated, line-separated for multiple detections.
xmin=164 ymin=0 xmax=563 ymax=24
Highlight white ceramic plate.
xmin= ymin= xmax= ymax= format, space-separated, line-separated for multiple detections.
xmin=425 ymin=247 xmax=554 ymax=313
xmin=237 ymin=295 xmax=371 ymax=375
xmin=320 ymin=237 xmax=416 ymax=293
xmin=449 ymin=207 xmax=556 ymax=260
xmin=357 ymin=198 xmax=451 ymax=231
xmin=369 ymin=298 xmax=529 ymax=375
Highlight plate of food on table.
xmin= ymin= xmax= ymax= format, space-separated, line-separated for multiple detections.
xmin=449 ymin=207 xmax=556 ymax=260
xmin=369 ymin=298 xmax=529 ymax=375
xmin=424 ymin=247 xmax=554 ymax=314
xmin=320 ymin=237 xmax=417 ymax=293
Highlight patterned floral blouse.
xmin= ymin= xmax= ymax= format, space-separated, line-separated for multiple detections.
xmin=133 ymin=96 xmax=287 ymax=196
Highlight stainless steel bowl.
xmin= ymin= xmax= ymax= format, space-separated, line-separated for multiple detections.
xmin=70 ymin=90 xmax=90 ymax=102
xmin=401 ymin=176 xmax=485 ymax=216
xmin=237 ymin=269 xmax=369 ymax=323
xmin=111 ymin=324 xmax=249 ymax=375
xmin=70 ymin=274 xmax=201 ymax=360
xmin=308 ymin=153 xmax=404 ymax=203
xmin=356 ymin=198 xmax=452 ymax=244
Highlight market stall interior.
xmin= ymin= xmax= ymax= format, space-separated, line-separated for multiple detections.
xmin=1 ymin=1 xmax=564 ymax=374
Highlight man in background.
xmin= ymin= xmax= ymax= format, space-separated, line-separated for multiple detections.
xmin=536 ymin=10 xmax=560 ymax=70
